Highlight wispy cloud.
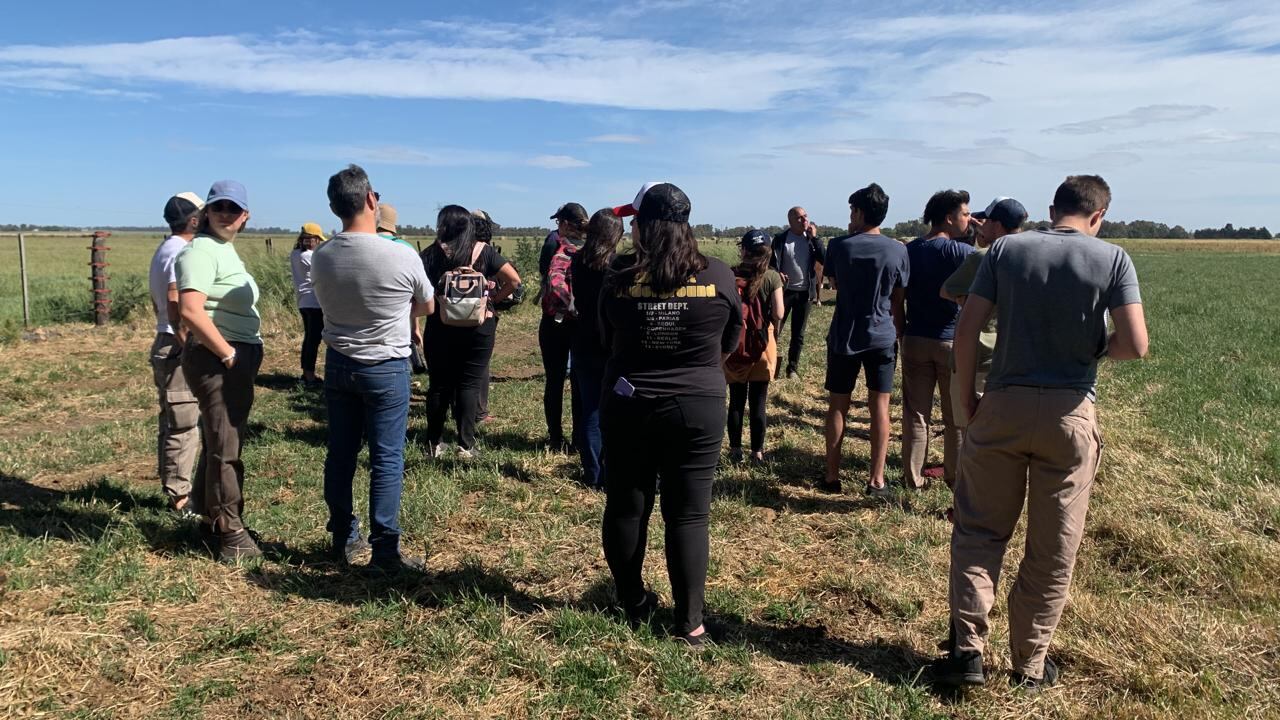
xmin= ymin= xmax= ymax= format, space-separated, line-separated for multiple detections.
xmin=782 ymin=138 xmax=1046 ymax=165
xmin=586 ymin=134 xmax=648 ymax=144
xmin=527 ymin=154 xmax=590 ymax=169
xmin=0 ymin=32 xmax=840 ymax=112
xmin=928 ymin=92 xmax=992 ymax=107
xmin=1044 ymin=104 xmax=1217 ymax=135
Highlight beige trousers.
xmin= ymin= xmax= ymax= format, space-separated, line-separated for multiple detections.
xmin=901 ymin=336 xmax=961 ymax=487
xmin=150 ymin=333 xmax=200 ymax=502
xmin=948 ymin=387 xmax=1102 ymax=678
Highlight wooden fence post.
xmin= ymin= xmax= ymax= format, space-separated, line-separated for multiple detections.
xmin=89 ymin=231 xmax=112 ymax=326
xmin=18 ymin=233 xmax=31 ymax=328
xmin=266 ymin=236 xmax=274 ymax=254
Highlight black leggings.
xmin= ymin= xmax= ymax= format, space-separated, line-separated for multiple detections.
xmin=727 ymin=381 xmax=769 ymax=452
xmin=299 ymin=308 xmax=324 ymax=374
xmin=601 ymin=393 xmax=725 ymax=635
xmin=539 ymin=315 xmax=579 ymax=442
xmin=425 ymin=326 xmax=495 ymax=450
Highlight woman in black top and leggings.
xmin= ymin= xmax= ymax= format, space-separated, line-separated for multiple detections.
xmin=540 ymin=202 xmax=589 ymax=451
xmin=569 ymin=209 xmax=623 ymax=489
xmin=420 ymin=205 xmax=520 ymax=458
xmin=600 ymin=182 xmax=743 ymax=645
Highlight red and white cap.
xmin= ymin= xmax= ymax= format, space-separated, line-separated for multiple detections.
xmin=611 ymin=181 xmax=668 ymax=217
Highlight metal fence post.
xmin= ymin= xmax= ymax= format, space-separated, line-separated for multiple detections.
xmin=18 ymin=233 xmax=30 ymax=327
xmin=89 ymin=231 xmax=112 ymax=326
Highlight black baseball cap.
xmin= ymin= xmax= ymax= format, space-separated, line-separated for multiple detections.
xmin=740 ymin=229 xmax=770 ymax=248
xmin=973 ymin=197 xmax=1028 ymax=230
xmin=612 ymin=181 xmax=691 ymax=224
xmin=550 ymin=202 xmax=588 ymax=223
xmin=163 ymin=192 xmax=204 ymax=225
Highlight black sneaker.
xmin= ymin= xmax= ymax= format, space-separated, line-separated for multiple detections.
xmin=625 ymin=590 xmax=660 ymax=628
xmin=785 ymin=367 xmax=798 ymax=380
xmin=368 ymin=554 xmax=426 ymax=574
xmin=1010 ymin=657 xmax=1059 ymax=692
xmin=865 ymin=482 xmax=894 ymax=499
xmin=332 ymin=534 xmax=372 ymax=564
xmin=931 ymin=651 xmax=985 ymax=687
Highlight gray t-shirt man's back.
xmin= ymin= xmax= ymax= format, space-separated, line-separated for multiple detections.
xmin=311 ymin=232 xmax=433 ymax=364
xmin=969 ymin=228 xmax=1141 ymax=399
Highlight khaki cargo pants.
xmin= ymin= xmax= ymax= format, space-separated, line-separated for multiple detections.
xmin=901 ymin=336 xmax=962 ymax=487
xmin=948 ymin=386 xmax=1103 ymax=678
xmin=150 ymin=333 xmax=200 ymax=505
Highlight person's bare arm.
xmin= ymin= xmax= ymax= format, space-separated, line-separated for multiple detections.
xmin=179 ymin=290 xmax=235 ymax=363
xmin=489 ymin=263 xmax=521 ymax=304
xmin=770 ymin=286 xmax=785 ymax=334
xmin=953 ymin=295 xmax=993 ymax=419
xmin=1106 ymin=303 xmax=1149 ymax=360
xmin=890 ymin=286 xmax=906 ymax=339
xmin=411 ymin=299 xmax=435 ymax=318
xmin=166 ymin=282 xmax=188 ymax=344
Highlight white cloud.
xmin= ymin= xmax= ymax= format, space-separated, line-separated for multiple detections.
xmin=0 ymin=32 xmax=841 ymax=112
xmin=586 ymin=134 xmax=648 ymax=144
xmin=928 ymin=92 xmax=992 ymax=108
xmin=527 ymin=154 xmax=590 ymax=169
xmin=1044 ymin=105 xmax=1218 ymax=135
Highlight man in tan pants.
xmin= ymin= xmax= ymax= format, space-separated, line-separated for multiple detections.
xmin=934 ymin=175 xmax=1148 ymax=691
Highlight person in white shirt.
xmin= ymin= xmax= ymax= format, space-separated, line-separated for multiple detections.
xmin=148 ymin=192 xmax=204 ymax=516
xmin=290 ymin=222 xmax=326 ymax=387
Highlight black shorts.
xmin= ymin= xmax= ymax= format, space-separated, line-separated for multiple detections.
xmin=825 ymin=345 xmax=897 ymax=395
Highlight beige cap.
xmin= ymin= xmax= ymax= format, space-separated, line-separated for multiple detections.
xmin=377 ymin=203 xmax=398 ymax=234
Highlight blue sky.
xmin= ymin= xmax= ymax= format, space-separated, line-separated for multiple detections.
xmin=1 ymin=0 xmax=1278 ymax=231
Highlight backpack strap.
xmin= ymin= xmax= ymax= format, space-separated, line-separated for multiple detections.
xmin=466 ymin=242 xmax=486 ymax=270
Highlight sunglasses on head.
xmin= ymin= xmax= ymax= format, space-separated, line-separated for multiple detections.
xmin=208 ymin=200 xmax=243 ymax=214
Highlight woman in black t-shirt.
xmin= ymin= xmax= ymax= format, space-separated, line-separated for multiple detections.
xmin=540 ymin=202 xmax=589 ymax=452
xmin=569 ymin=209 xmax=624 ymax=490
xmin=419 ymin=205 xmax=520 ymax=458
xmin=599 ymin=182 xmax=743 ymax=646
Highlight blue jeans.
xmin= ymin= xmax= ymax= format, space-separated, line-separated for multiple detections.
xmin=571 ymin=350 xmax=606 ymax=487
xmin=323 ymin=348 xmax=411 ymax=560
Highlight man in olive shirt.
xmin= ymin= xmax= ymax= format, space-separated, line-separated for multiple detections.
xmin=935 ymin=175 xmax=1148 ymax=691
xmin=941 ymin=197 xmax=1027 ymax=427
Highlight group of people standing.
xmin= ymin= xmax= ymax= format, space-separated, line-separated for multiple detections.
xmin=147 ymin=168 xmax=1147 ymax=688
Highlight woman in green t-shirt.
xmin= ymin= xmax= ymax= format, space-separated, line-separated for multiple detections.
xmin=723 ymin=230 xmax=785 ymax=463
xmin=176 ymin=180 xmax=267 ymax=563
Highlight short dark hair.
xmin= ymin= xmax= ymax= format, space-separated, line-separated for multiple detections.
xmin=922 ymin=189 xmax=970 ymax=227
xmin=327 ymin=164 xmax=372 ymax=221
xmin=1053 ymin=175 xmax=1111 ymax=217
xmin=848 ymin=183 xmax=889 ymax=227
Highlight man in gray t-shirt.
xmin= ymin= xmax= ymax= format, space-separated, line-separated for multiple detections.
xmin=936 ymin=175 xmax=1148 ymax=691
xmin=312 ymin=164 xmax=435 ymax=573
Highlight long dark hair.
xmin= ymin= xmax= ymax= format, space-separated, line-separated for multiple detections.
xmin=582 ymin=209 xmax=622 ymax=271
xmin=435 ymin=204 xmax=476 ymax=268
xmin=611 ymin=218 xmax=707 ymax=295
xmin=737 ymin=244 xmax=771 ymax=298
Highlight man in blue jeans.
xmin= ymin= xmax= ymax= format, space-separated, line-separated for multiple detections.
xmin=311 ymin=164 xmax=434 ymax=572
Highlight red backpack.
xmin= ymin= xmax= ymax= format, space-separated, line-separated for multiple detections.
xmin=727 ymin=271 xmax=770 ymax=368
xmin=541 ymin=239 xmax=578 ymax=318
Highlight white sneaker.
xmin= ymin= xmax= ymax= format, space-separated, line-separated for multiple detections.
xmin=456 ymin=447 xmax=474 ymax=460
xmin=428 ymin=443 xmax=448 ymax=458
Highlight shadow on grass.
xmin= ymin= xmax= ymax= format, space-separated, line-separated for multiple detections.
xmin=0 ymin=472 xmax=215 ymax=557
xmin=247 ymin=549 xmax=563 ymax=616
xmin=712 ymin=612 xmax=935 ymax=688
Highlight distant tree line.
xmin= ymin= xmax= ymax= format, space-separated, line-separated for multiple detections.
xmin=0 ymin=220 xmax=1272 ymax=240
xmin=1190 ymin=223 xmax=1273 ymax=240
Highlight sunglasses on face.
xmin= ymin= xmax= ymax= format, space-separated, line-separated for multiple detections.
xmin=208 ymin=200 xmax=243 ymax=215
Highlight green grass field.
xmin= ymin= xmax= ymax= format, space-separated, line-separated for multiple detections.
xmin=0 ymin=237 xmax=1277 ymax=718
